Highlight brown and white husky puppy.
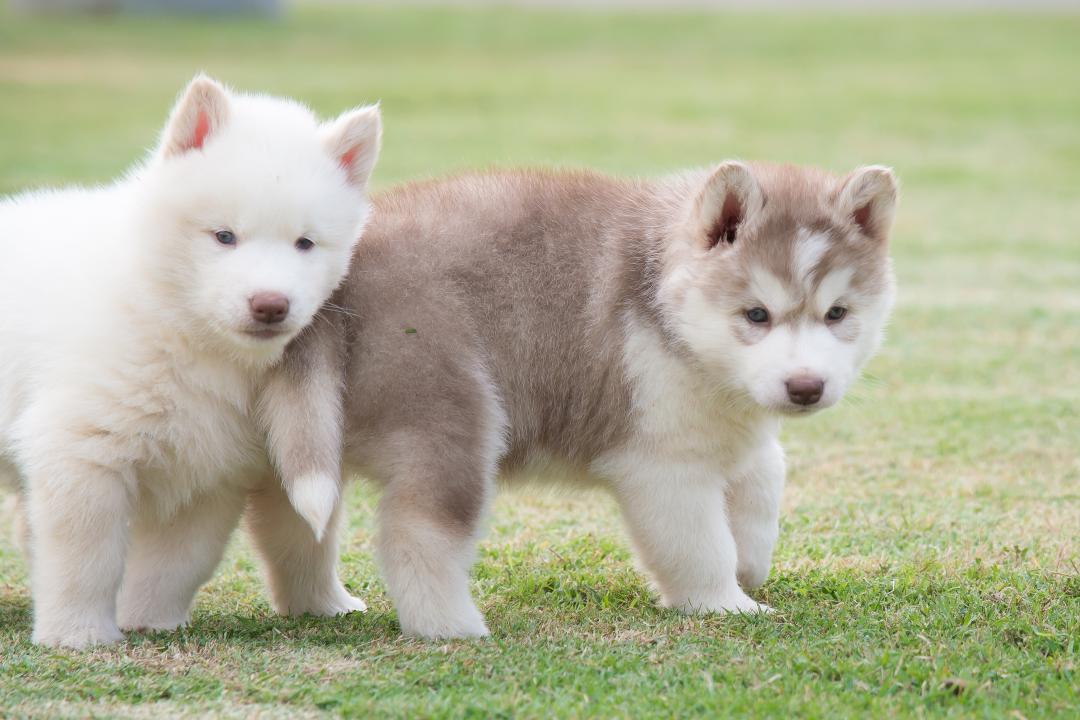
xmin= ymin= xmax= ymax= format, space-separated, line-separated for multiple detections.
xmin=263 ymin=161 xmax=898 ymax=639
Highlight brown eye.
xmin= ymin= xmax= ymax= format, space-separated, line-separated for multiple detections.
xmin=295 ymin=237 xmax=314 ymax=251
xmin=746 ymin=307 xmax=770 ymax=324
xmin=826 ymin=306 xmax=847 ymax=321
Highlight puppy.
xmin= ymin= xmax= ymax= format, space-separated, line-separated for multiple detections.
xmin=0 ymin=75 xmax=380 ymax=647
xmin=269 ymin=162 xmax=898 ymax=638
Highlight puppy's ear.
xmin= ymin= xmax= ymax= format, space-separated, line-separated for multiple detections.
xmin=836 ymin=165 xmax=898 ymax=244
xmin=321 ymin=104 xmax=382 ymax=189
xmin=160 ymin=74 xmax=230 ymax=158
xmin=692 ymin=161 xmax=765 ymax=251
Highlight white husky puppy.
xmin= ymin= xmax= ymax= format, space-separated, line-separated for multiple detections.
xmin=268 ymin=162 xmax=898 ymax=639
xmin=0 ymin=75 xmax=381 ymax=648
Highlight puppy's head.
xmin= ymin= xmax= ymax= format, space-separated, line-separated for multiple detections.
xmin=136 ymin=75 xmax=381 ymax=363
xmin=663 ymin=161 xmax=898 ymax=415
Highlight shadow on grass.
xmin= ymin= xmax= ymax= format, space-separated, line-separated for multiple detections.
xmin=2 ymin=559 xmax=1074 ymax=655
xmin=1 ymin=561 xmax=1074 ymax=717
xmin=0 ymin=596 xmax=30 ymax=629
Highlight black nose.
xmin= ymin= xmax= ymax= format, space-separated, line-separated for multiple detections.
xmin=249 ymin=292 xmax=289 ymax=324
xmin=786 ymin=376 xmax=824 ymax=406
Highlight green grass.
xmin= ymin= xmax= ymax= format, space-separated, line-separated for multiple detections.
xmin=1 ymin=4 xmax=1077 ymax=718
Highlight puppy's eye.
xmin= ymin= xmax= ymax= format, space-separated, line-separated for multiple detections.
xmin=745 ymin=307 xmax=770 ymax=324
xmin=295 ymin=237 xmax=315 ymax=251
xmin=826 ymin=306 xmax=847 ymax=322
xmin=214 ymin=230 xmax=236 ymax=246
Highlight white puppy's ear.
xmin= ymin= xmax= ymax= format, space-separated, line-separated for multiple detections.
xmin=160 ymin=74 xmax=230 ymax=158
xmin=692 ymin=161 xmax=765 ymax=251
xmin=321 ymin=104 xmax=382 ymax=189
xmin=836 ymin=165 xmax=898 ymax=244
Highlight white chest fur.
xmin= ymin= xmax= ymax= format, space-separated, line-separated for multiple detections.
xmin=598 ymin=319 xmax=778 ymax=482
xmin=96 ymin=343 xmax=270 ymax=519
xmin=148 ymin=367 xmax=266 ymax=515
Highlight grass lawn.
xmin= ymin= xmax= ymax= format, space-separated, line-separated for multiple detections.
xmin=0 ymin=3 xmax=1077 ymax=718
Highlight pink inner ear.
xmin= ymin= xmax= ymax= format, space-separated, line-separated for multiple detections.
xmin=191 ymin=110 xmax=211 ymax=151
xmin=721 ymin=191 xmax=741 ymax=230
xmin=339 ymin=146 xmax=359 ymax=174
xmin=853 ymin=203 xmax=874 ymax=235
xmin=707 ymin=191 xmax=743 ymax=249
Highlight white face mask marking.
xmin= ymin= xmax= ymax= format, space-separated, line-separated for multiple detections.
xmin=748 ymin=267 xmax=797 ymax=319
xmin=793 ymin=229 xmax=830 ymax=282
xmin=673 ymin=254 xmax=890 ymax=414
xmin=813 ymin=266 xmax=856 ymax=317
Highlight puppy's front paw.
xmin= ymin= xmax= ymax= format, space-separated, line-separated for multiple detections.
xmin=668 ymin=589 xmax=773 ymax=616
xmin=32 ymin=618 xmax=125 ymax=649
xmin=399 ymin=601 xmax=489 ymax=640
xmin=282 ymin=583 xmax=367 ymax=617
xmin=310 ymin=591 xmax=368 ymax=617
xmin=736 ymin=559 xmax=772 ymax=591
xmin=118 ymin=612 xmax=190 ymax=633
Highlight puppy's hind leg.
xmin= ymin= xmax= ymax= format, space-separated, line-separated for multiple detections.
xmin=375 ymin=430 xmax=496 ymax=640
xmin=117 ymin=487 xmax=246 ymax=632
xmin=246 ymin=476 xmax=365 ymax=617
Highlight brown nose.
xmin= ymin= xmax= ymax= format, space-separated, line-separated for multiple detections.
xmin=249 ymin=292 xmax=289 ymax=324
xmin=786 ymin=376 xmax=824 ymax=406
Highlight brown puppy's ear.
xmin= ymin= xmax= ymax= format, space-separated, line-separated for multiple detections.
xmin=320 ymin=104 xmax=382 ymax=189
xmin=692 ymin=161 xmax=765 ymax=251
xmin=159 ymin=74 xmax=230 ymax=158
xmin=836 ymin=165 xmax=899 ymax=244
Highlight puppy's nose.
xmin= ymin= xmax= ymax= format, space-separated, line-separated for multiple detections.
xmin=786 ymin=376 xmax=824 ymax=406
xmin=249 ymin=292 xmax=289 ymax=324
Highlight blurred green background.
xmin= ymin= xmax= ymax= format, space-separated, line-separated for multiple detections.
xmin=0 ymin=3 xmax=1077 ymax=718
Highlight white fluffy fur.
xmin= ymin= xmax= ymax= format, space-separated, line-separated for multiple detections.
xmin=793 ymin=230 xmax=830 ymax=281
xmin=0 ymin=76 xmax=379 ymax=648
xmin=287 ymin=473 xmax=340 ymax=543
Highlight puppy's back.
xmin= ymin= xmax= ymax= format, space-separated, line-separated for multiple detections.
xmin=337 ymin=170 xmax=666 ymax=466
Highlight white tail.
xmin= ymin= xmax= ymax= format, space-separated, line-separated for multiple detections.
xmin=286 ymin=472 xmax=340 ymax=542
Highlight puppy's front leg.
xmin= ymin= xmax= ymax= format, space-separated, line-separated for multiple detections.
xmin=608 ymin=455 xmax=769 ymax=615
xmin=25 ymin=457 xmax=131 ymax=648
xmin=727 ymin=440 xmax=785 ymax=591
xmin=117 ymin=487 xmax=247 ymax=632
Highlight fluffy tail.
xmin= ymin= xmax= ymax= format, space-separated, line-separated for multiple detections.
xmin=284 ymin=472 xmax=340 ymax=543
xmin=258 ymin=313 xmax=349 ymax=542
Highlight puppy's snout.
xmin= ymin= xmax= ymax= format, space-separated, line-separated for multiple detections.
xmin=249 ymin=292 xmax=290 ymax=325
xmin=786 ymin=376 xmax=824 ymax=406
